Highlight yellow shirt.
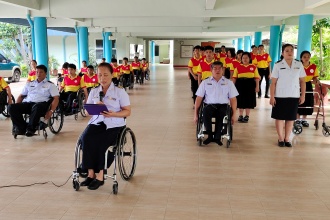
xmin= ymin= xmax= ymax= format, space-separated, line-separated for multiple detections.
xmin=61 ymin=75 xmax=86 ymax=92
xmin=304 ymin=63 xmax=319 ymax=82
xmin=256 ymin=53 xmax=272 ymax=68
xmin=233 ymin=64 xmax=260 ymax=79
xmin=188 ymin=56 xmax=202 ymax=75
xmin=197 ymin=58 xmax=215 ymax=80
xmin=0 ymin=77 xmax=9 ymax=92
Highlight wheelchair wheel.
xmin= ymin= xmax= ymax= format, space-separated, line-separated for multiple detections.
xmin=117 ymin=127 xmax=137 ymax=181
xmin=322 ymin=126 xmax=330 ymax=137
xmin=48 ymin=106 xmax=64 ymax=134
xmin=292 ymin=124 xmax=303 ymax=135
xmin=78 ymin=90 xmax=86 ymax=117
xmin=226 ymin=140 xmax=231 ymax=148
xmin=2 ymin=95 xmax=15 ymax=117
xmin=113 ymin=181 xmax=118 ymax=194
xmin=72 ymin=180 xmax=80 ymax=191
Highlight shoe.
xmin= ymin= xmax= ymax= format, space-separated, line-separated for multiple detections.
xmin=295 ymin=120 xmax=301 ymax=125
xmin=13 ymin=128 xmax=25 ymax=136
xmin=87 ymin=179 xmax=104 ymax=190
xmin=278 ymin=140 xmax=285 ymax=147
xmin=214 ymin=139 xmax=223 ymax=146
xmin=243 ymin=115 xmax=249 ymax=123
xmin=238 ymin=115 xmax=243 ymax=122
xmin=285 ymin=142 xmax=292 ymax=147
xmin=264 ymin=95 xmax=270 ymax=98
xmin=80 ymin=177 xmax=95 ymax=186
xmin=25 ymin=130 xmax=35 ymax=137
xmin=203 ymin=137 xmax=213 ymax=145
xmin=301 ymin=121 xmax=309 ymax=127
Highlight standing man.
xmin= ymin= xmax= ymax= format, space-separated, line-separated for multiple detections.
xmin=250 ymin=45 xmax=258 ymax=66
xmin=218 ymin=45 xmax=227 ymax=64
xmin=256 ymin=45 xmax=272 ymax=98
xmin=196 ymin=46 xmax=216 ymax=86
xmin=188 ymin=45 xmax=201 ymax=105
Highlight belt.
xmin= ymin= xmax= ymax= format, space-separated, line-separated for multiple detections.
xmin=258 ymin=67 xmax=269 ymax=70
xmin=204 ymin=103 xmax=227 ymax=109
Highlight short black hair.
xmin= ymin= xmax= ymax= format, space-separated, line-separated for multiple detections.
xmin=87 ymin=65 xmax=94 ymax=69
xmin=68 ymin=63 xmax=76 ymax=70
xmin=236 ymin=50 xmax=244 ymax=55
xmin=204 ymin=45 xmax=214 ymax=52
xmin=193 ymin=45 xmax=201 ymax=51
xmin=300 ymin=50 xmax=311 ymax=60
xmin=111 ymin=58 xmax=117 ymax=63
xmin=36 ymin=64 xmax=47 ymax=73
xmin=142 ymin=58 xmax=146 ymax=61
xmin=211 ymin=61 xmax=223 ymax=68
xmin=134 ymin=56 xmax=138 ymax=58
xmin=82 ymin=60 xmax=86 ymax=63
xmin=62 ymin=62 xmax=69 ymax=69
xmin=281 ymin=44 xmax=294 ymax=53
xmin=221 ymin=45 xmax=226 ymax=48
xmin=200 ymin=46 xmax=205 ymax=51
xmin=123 ymin=57 xmax=128 ymax=61
xmin=31 ymin=60 xmax=37 ymax=64
xmin=98 ymin=62 xmax=113 ymax=73
xmin=101 ymin=58 xmax=106 ymax=61
xmin=241 ymin=52 xmax=251 ymax=61
xmin=258 ymin=44 xmax=264 ymax=48
xmin=251 ymin=45 xmax=256 ymax=49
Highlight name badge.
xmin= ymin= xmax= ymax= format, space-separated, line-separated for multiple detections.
xmin=207 ymin=83 xmax=212 ymax=85
xmin=294 ymin=67 xmax=300 ymax=69
xmin=280 ymin=68 xmax=286 ymax=69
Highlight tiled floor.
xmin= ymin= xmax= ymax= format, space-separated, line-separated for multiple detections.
xmin=0 ymin=64 xmax=330 ymax=220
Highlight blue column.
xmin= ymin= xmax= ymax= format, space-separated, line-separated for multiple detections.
xmin=237 ymin=38 xmax=243 ymax=50
xmin=254 ymin=32 xmax=262 ymax=46
xmin=27 ymin=14 xmax=36 ymax=59
xmin=269 ymin=25 xmax=280 ymax=69
xmin=244 ymin=36 xmax=251 ymax=52
xmin=34 ymin=17 xmax=49 ymax=79
xmin=103 ymin=32 xmax=112 ymax=62
xmin=232 ymin=39 xmax=237 ymax=51
xmin=297 ymin=14 xmax=314 ymax=57
xmin=62 ymin=36 xmax=68 ymax=63
xmin=74 ymin=26 xmax=80 ymax=68
xmin=150 ymin=41 xmax=155 ymax=64
xmin=78 ymin=26 xmax=89 ymax=67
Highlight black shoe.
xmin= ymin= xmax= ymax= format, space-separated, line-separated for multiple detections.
xmin=243 ymin=115 xmax=249 ymax=123
xmin=214 ymin=139 xmax=223 ymax=146
xmin=13 ymin=129 xmax=25 ymax=136
xmin=278 ymin=140 xmax=285 ymax=147
xmin=203 ymin=137 xmax=213 ymax=145
xmin=80 ymin=177 xmax=95 ymax=186
xmin=301 ymin=121 xmax=309 ymax=127
xmin=285 ymin=142 xmax=292 ymax=147
xmin=238 ymin=115 xmax=243 ymax=122
xmin=264 ymin=95 xmax=270 ymax=98
xmin=87 ymin=179 xmax=104 ymax=190
xmin=25 ymin=130 xmax=35 ymax=137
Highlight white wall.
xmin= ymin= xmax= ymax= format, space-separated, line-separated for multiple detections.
xmin=159 ymin=44 xmax=169 ymax=62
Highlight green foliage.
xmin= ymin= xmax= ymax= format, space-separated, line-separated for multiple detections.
xmin=20 ymin=64 xmax=28 ymax=78
xmin=49 ymin=55 xmax=60 ymax=70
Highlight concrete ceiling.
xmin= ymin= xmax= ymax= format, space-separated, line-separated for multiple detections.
xmin=0 ymin=0 xmax=329 ymax=41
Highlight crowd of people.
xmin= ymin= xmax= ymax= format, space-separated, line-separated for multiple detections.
xmin=188 ymin=44 xmax=320 ymax=147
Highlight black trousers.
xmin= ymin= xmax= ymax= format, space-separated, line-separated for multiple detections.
xmin=189 ymin=73 xmax=198 ymax=103
xmin=81 ymin=123 xmax=121 ymax=172
xmin=123 ymin=74 xmax=132 ymax=87
xmin=60 ymin=91 xmax=77 ymax=112
xmin=203 ymin=104 xmax=227 ymax=139
xmin=258 ymin=67 xmax=270 ymax=97
xmin=9 ymin=101 xmax=49 ymax=132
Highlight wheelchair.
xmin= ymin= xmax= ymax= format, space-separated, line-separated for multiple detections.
xmin=134 ymin=70 xmax=144 ymax=85
xmin=196 ymin=103 xmax=233 ymax=148
xmin=13 ymin=100 xmax=64 ymax=139
xmin=0 ymin=90 xmax=15 ymax=117
xmin=72 ymin=126 xmax=137 ymax=194
xmin=60 ymin=89 xmax=87 ymax=120
xmin=119 ymin=74 xmax=134 ymax=91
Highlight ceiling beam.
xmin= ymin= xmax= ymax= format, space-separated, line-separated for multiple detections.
xmin=0 ymin=0 xmax=40 ymax=10
xmin=205 ymin=0 xmax=216 ymax=10
xmin=305 ymin=0 xmax=330 ymax=8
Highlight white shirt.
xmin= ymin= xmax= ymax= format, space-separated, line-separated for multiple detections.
xmin=272 ymin=59 xmax=306 ymax=98
xmin=21 ymin=79 xmax=59 ymax=102
xmin=87 ymin=83 xmax=130 ymax=129
xmin=196 ymin=76 xmax=238 ymax=104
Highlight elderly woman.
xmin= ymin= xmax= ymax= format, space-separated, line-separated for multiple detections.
xmin=80 ymin=62 xmax=131 ymax=190
xmin=270 ymin=44 xmax=306 ymax=147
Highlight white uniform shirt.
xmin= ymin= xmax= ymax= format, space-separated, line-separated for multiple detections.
xmin=21 ymin=78 xmax=59 ymax=102
xmin=272 ymin=60 xmax=306 ymax=98
xmin=87 ymin=83 xmax=130 ymax=129
xmin=196 ymin=76 xmax=239 ymax=104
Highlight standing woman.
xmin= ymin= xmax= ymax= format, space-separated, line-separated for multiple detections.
xmin=296 ymin=51 xmax=320 ymax=127
xmin=27 ymin=60 xmax=37 ymax=82
xmin=223 ymin=49 xmax=236 ymax=78
xmin=232 ymin=52 xmax=260 ymax=123
xmin=270 ymin=44 xmax=306 ymax=147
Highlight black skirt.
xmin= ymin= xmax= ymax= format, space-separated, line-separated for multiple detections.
xmin=271 ymin=97 xmax=299 ymax=120
xmin=297 ymin=81 xmax=314 ymax=115
xmin=81 ymin=123 xmax=121 ymax=172
xmin=235 ymin=78 xmax=257 ymax=109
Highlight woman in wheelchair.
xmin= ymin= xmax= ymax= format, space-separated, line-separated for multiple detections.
xmin=194 ymin=61 xmax=238 ymax=145
xmin=80 ymin=62 xmax=131 ymax=190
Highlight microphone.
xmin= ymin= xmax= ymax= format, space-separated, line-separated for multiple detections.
xmin=99 ymin=91 xmax=104 ymax=102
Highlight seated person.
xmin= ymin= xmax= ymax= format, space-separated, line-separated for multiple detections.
xmin=120 ymin=57 xmax=132 ymax=87
xmin=0 ymin=76 xmax=13 ymax=111
xmin=80 ymin=62 xmax=131 ymax=190
xmin=141 ymin=58 xmax=149 ymax=80
xmin=9 ymin=65 xmax=59 ymax=136
xmin=57 ymin=62 xmax=69 ymax=88
xmin=82 ymin=65 xmax=99 ymax=93
xmin=110 ymin=58 xmax=121 ymax=86
xmin=194 ymin=61 xmax=238 ymax=145
xmin=131 ymin=56 xmax=141 ymax=82
xmin=59 ymin=63 xmax=88 ymax=113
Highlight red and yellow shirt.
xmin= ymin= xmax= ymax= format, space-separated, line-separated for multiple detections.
xmin=188 ymin=56 xmax=202 ymax=75
xmin=232 ymin=60 xmax=241 ymax=70
xmin=197 ymin=58 xmax=215 ymax=80
xmin=224 ymin=57 xmax=236 ymax=72
xmin=233 ymin=64 xmax=260 ymax=79
xmin=61 ymin=75 xmax=86 ymax=92
xmin=304 ymin=63 xmax=318 ymax=82
xmin=121 ymin=65 xmax=131 ymax=74
xmin=131 ymin=62 xmax=141 ymax=70
xmin=141 ymin=63 xmax=149 ymax=71
xmin=62 ymin=68 xmax=68 ymax=76
xmin=0 ymin=77 xmax=9 ymax=92
xmin=82 ymin=74 xmax=99 ymax=88
xmin=112 ymin=65 xmax=121 ymax=78
xmin=218 ymin=52 xmax=227 ymax=64
xmin=250 ymin=53 xmax=258 ymax=66
xmin=256 ymin=53 xmax=272 ymax=68
xmin=80 ymin=67 xmax=88 ymax=74
xmin=27 ymin=70 xmax=36 ymax=82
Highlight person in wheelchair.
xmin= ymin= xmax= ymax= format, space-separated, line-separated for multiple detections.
xmin=141 ymin=58 xmax=149 ymax=80
xmin=0 ymin=76 xmax=13 ymax=111
xmin=80 ymin=62 xmax=131 ymax=190
xmin=59 ymin=63 xmax=88 ymax=114
xmin=110 ymin=58 xmax=121 ymax=86
xmin=131 ymin=56 xmax=141 ymax=83
xmin=120 ymin=57 xmax=132 ymax=87
xmin=9 ymin=65 xmax=59 ymax=137
xmin=81 ymin=65 xmax=99 ymax=93
xmin=194 ymin=61 xmax=238 ymax=145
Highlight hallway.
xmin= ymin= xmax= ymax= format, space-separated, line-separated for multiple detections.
xmin=0 ymin=65 xmax=330 ymax=219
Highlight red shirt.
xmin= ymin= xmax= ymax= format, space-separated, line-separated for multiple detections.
xmin=80 ymin=67 xmax=88 ymax=73
xmin=131 ymin=62 xmax=141 ymax=70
